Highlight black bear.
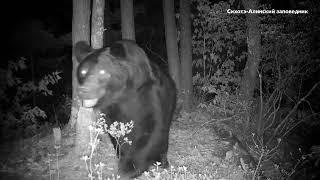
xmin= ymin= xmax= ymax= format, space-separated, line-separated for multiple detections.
xmin=75 ymin=40 xmax=176 ymax=178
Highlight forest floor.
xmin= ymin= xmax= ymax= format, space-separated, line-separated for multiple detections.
xmin=0 ymin=109 xmax=253 ymax=180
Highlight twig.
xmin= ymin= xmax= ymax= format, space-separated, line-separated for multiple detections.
xmin=271 ymin=82 xmax=319 ymax=141
xmin=264 ymin=94 xmax=282 ymax=132
xmin=143 ymin=44 xmax=166 ymax=64
xmin=252 ymin=153 xmax=263 ymax=180
xmin=258 ymin=70 xmax=263 ymax=136
xmin=282 ymin=112 xmax=320 ymax=139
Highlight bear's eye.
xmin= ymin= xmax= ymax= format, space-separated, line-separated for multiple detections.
xmin=81 ymin=69 xmax=87 ymax=75
xmin=99 ymin=70 xmax=111 ymax=79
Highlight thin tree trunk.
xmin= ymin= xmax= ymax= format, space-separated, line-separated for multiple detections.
xmin=179 ymin=0 xmax=193 ymax=111
xmin=163 ymin=0 xmax=181 ymax=91
xmin=241 ymin=0 xmax=262 ymax=133
xmin=71 ymin=0 xmax=91 ymax=158
xmin=89 ymin=0 xmax=106 ymax=139
xmin=241 ymin=0 xmax=261 ymax=99
xmin=104 ymin=0 xmax=111 ymax=46
xmin=58 ymin=0 xmax=91 ymax=179
xmin=70 ymin=0 xmax=90 ymax=129
xmin=120 ymin=0 xmax=135 ymax=40
xmin=91 ymin=0 xmax=105 ymax=49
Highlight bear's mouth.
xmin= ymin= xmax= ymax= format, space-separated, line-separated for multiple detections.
xmin=82 ymin=98 xmax=99 ymax=108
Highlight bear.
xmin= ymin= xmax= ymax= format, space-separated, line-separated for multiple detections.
xmin=74 ymin=40 xmax=177 ymax=179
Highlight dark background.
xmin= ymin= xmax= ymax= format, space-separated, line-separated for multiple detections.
xmin=4 ymin=0 xmax=305 ymax=60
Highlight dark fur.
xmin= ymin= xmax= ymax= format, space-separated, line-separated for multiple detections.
xmin=75 ymin=40 xmax=176 ymax=178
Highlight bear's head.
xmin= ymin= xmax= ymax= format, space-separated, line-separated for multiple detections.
xmin=75 ymin=40 xmax=155 ymax=108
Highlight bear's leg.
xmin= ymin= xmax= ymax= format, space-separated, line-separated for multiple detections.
xmin=119 ymin=138 xmax=169 ymax=178
xmin=118 ymin=155 xmax=149 ymax=179
xmin=159 ymin=152 xmax=169 ymax=168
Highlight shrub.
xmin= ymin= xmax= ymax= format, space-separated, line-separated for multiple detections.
xmin=0 ymin=57 xmax=61 ymax=139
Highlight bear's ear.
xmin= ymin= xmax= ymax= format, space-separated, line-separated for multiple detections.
xmin=110 ymin=42 xmax=126 ymax=59
xmin=74 ymin=41 xmax=92 ymax=62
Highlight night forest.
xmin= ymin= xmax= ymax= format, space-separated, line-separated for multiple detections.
xmin=1 ymin=0 xmax=319 ymax=179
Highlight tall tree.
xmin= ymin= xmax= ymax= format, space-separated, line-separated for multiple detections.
xmin=241 ymin=0 xmax=262 ymax=133
xmin=163 ymin=0 xmax=181 ymax=91
xmin=179 ymin=0 xmax=193 ymax=111
xmin=104 ymin=0 xmax=112 ymax=46
xmin=60 ymin=0 xmax=90 ymax=178
xmin=77 ymin=0 xmax=106 ymax=154
xmin=70 ymin=0 xmax=90 ymax=128
xmin=120 ymin=0 xmax=135 ymax=40
xmin=91 ymin=0 xmax=105 ymax=49
xmin=71 ymin=1 xmax=118 ymax=178
xmin=71 ymin=0 xmax=93 ymax=163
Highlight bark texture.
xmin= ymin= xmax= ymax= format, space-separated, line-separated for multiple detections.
xmin=120 ymin=0 xmax=135 ymax=40
xmin=179 ymin=0 xmax=193 ymax=111
xmin=91 ymin=0 xmax=105 ymax=49
xmin=163 ymin=0 xmax=181 ymax=91
xmin=70 ymin=0 xmax=91 ymax=128
xmin=241 ymin=0 xmax=262 ymax=134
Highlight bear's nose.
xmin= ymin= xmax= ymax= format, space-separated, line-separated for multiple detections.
xmin=78 ymin=86 xmax=91 ymax=94
xmin=77 ymin=85 xmax=98 ymax=99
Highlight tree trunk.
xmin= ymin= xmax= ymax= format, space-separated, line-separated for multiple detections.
xmin=241 ymin=0 xmax=262 ymax=133
xmin=86 ymin=0 xmax=107 ymax=156
xmin=120 ymin=0 xmax=135 ymax=40
xmin=91 ymin=0 xmax=105 ymax=49
xmin=58 ymin=0 xmax=91 ymax=179
xmin=163 ymin=0 xmax=181 ymax=91
xmin=70 ymin=0 xmax=90 ymax=129
xmin=104 ymin=0 xmax=112 ymax=46
xmin=71 ymin=0 xmax=91 ymax=158
xmin=179 ymin=0 xmax=193 ymax=111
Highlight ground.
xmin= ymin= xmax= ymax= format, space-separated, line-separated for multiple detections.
xmin=0 ymin=109 xmax=251 ymax=180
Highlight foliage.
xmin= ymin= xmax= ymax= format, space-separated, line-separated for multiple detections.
xmin=51 ymin=94 xmax=72 ymax=126
xmin=256 ymin=0 xmax=318 ymax=145
xmin=260 ymin=11 xmax=315 ymax=97
xmin=191 ymin=0 xmax=253 ymax=140
xmin=245 ymin=6 xmax=318 ymax=180
xmin=97 ymin=113 xmax=134 ymax=160
xmin=192 ymin=0 xmax=246 ymax=108
xmin=192 ymin=1 xmax=319 ymax=179
xmin=81 ymin=113 xmax=134 ymax=180
xmin=143 ymin=163 xmax=214 ymax=180
xmin=0 ymin=57 xmax=61 ymax=138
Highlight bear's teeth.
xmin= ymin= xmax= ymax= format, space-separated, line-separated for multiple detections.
xmin=82 ymin=99 xmax=98 ymax=107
